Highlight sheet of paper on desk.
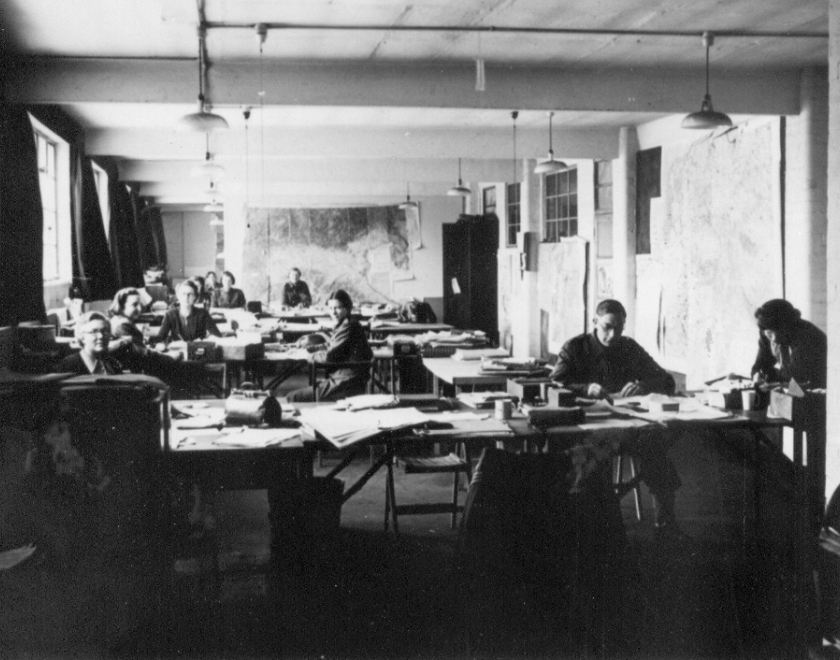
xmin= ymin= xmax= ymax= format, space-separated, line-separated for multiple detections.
xmin=610 ymin=395 xmax=732 ymax=422
xmin=172 ymin=410 xmax=227 ymax=429
xmin=298 ymin=407 xmax=431 ymax=448
xmin=212 ymin=428 xmax=302 ymax=448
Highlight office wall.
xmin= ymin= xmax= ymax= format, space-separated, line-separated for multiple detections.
xmin=636 ymin=116 xmax=785 ymax=388
xmin=161 ymin=211 xmax=218 ymax=284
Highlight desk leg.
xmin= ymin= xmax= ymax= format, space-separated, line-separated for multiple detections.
xmin=343 ymin=449 xmax=392 ymax=503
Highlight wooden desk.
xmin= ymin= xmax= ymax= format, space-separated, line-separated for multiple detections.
xmin=422 ymin=357 xmax=536 ymax=395
xmin=166 ymin=399 xmax=314 ymax=490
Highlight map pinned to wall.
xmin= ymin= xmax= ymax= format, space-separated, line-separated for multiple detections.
xmin=538 ymin=239 xmax=589 ymax=354
xmin=242 ymin=205 xmax=412 ymax=306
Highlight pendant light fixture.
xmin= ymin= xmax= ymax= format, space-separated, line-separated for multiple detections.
xmin=398 ymin=182 xmax=418 ymax=210
xmin=203 ymin=200 xmax=224 ymax=213
xmin=447 ymin=158 xmax=472 ymax=197
xmin=511 ymin=110 xmax=518 ymax=183
xmin=534 ymin=111 xmax=567 ymax=175
xmin=209 ymin=213 xmax=224 ymax=227
xmin=179 ymin=25 xmax=229 ymax=132
xmin=192 ymin=133 xmax=226 ymax=179
xmin=682 ymin=31 xmax=733 ymax=130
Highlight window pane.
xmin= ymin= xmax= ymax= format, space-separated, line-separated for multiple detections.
xmin=569 ymin=194 xmax=577 ymax=219
xmin=568 ymin=219 xmax=578 ymax=237
xmin=558 ymin=172 xmax=569 ymax=195
xmin=546 ymin=197 xmax=557 ymax=220
xmin=546 ymin=173 xmax=557 ymax=196
xmin=597 ymin=160 xmax=612 ymax=185
xmin=568 ymin=169 xmax=578 ymax=194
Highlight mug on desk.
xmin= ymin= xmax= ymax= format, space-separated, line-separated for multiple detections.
xmin=741 ymin=389 xmax=758 ymax=411
xmin=495 ymin=399 xmax=512 ymax=420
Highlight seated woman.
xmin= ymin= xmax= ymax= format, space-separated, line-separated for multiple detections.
xmin=214 ymin=271 xmax=247 ymax=309
xmin=56 ymin=311 xmax=181 ymax=380
xmin=286 ymin=289 xmax=373 ymax=402
xmin=156 ymin=280 xmax=222 ymax=344
xmin=191 ymin=275 xmax=213 ymax=308
xmin=108 ymin=287 xmax=146 ymax=346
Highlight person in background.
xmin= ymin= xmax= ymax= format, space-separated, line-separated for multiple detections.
xmin=108 ymin=287 xmax=146 ymax=346
xmin=282 ymin=267 xmax=312 ymax=308
xmin=214 ymin=271 xmax=247 ymax=309
xmin=286 ymin=289 xmax=373 ymax=402
xmin=550 ymin=299 xmax=682 ymax=536
xmin=190 ymin=276 xmax=213 ymax=308
xmin=156 ymin=280 xmax=222 ymax=344
xmin=205 ymin=271 xmax=221 ymax=301
xmin=751 ymin=298 xmax=827 ymax=389
xmin=55 ymin=311 xmax=182 ymax=379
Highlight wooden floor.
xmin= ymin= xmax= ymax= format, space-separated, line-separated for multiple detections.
xmin=0 ymin=382 xmax=814 ymax=659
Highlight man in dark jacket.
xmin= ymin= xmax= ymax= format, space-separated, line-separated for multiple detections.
xmin=550 ymin=299 xmax=682 ymax=535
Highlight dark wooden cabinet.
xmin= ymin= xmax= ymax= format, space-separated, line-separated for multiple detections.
xmin=442 ymin=214 xmax=498 ymax=343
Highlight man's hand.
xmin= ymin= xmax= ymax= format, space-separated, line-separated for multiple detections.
xmin=586 ymin=383 xmax=609 ymax=399
xmin=620 ymin=381 xmax=644 ymax=397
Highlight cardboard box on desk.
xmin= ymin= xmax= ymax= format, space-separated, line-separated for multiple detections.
xmin=187 ymin=341 xmax=223 ymax=362
xmin=507 ymin=377 xmax=553 ymax=402
xmin=768 ymin=381 xmax=825 ymax=424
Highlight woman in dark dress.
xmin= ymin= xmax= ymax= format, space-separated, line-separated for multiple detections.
xmin=286 ymin=289 xmax=373 ymax=402
xmin=214 ymin=271 xmax=247 ymax=309
xmin=156 ymin=280 xmax=222 ymax=344
xmin=108 ymin=287 xmax=146 ymax=346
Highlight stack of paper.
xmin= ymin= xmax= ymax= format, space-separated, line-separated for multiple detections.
xmin=297 ymin=407 xmax=430 ymax=448
xmin=335 ymin=394 xmax=399 ymax=411
xmin=457 ymin=391 xmax=514 ymax=409
xmin=452 ymin=347 xmax=509 ymax=361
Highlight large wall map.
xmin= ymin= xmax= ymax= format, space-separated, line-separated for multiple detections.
xmin=652 ymin=122 xmax=780 ymax=385
xmin=241 ymin=205 xmax=412 ymax=307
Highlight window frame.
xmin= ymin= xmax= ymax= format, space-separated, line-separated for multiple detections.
xmin=505 ymin=182 xmax=521 ymax=247
xmin=30 ymin=114 xmax=72 ymax=285
xmin=543 ymin=166 xmax=578 ymax=242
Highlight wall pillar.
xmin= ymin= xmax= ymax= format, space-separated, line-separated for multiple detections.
xmin=826 ymin=0 xmax=840 ymax=502
xmin=613 ymin=127 xmax=638 ymax=333
xmin=514 ymin=158 xmax=541 ymax=358
xmin=785 ymin=67 xmax=829 ymax=331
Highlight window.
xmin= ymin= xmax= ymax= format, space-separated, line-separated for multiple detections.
xmin=506 ymin=182 xmax=521 ymax=247
xmin=482 ymin=186 xmax=496 ymax=215
xmin=91 ymin=160 xmax=110 ymax=244
xmin=35 ymin=130 xmax=59 ymax=281
xmin=544 ymin=167 xmax=577 ymax=242
xmin=31 ymin=115 xmax=71 ymax=284
xmin=635 ymin=146 xmax=661 ymax=255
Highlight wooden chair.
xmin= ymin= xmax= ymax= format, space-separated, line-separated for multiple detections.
xmin=384 ymin=441 xmax=472 ymax=535
xmin=613 ymin=453 xmax=643 ymax=521
xmin=175 ymin=362 xmax=227 ymax=399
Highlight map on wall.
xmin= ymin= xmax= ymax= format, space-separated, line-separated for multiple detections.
xmin=538 ymin=239 xmax=588 ymax=354
xmin=655 ymin=123 xmax=780 ymax=385
xmin=241 ymin=205 xmax=412 ymax=307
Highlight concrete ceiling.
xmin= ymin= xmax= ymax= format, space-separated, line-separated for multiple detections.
xmin=0 ymin=0 xmax=829 ymax=209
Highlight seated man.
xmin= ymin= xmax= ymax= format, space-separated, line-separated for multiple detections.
xmin=550 ymin=299 xmax=682 ymax=534
xmin=55 ymin=311 xmax=185 ymax=383
xmin=751 ymin=298 xmax=826 ymax=389
xmin=282 ymin=267 xmax=312 ymax=308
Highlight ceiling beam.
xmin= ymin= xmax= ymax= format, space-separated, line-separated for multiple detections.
xmin=6 ymin=57 xmax=802 ymax=115
xmin=87 ymin=125 xmax=621 ymax=160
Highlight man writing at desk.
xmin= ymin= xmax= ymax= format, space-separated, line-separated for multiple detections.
xmin=549 ymin=299 xmax=682 ymax=535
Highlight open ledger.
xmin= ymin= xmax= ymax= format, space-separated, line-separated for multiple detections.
xmin=297 ymin=406 xmax=431 ymax=449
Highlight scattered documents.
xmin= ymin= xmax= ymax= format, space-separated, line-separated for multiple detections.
xmin=457 ymin=391 xmax=515 ymax=409
xmin=452 ymin=347 xmax=509 ymax=361
xmin=334 ymin=394 xmax=399 ymax=411
xmin=297 ymin=406 xmax=430 ymax=448
xmin=610 ymin=394 xmax=732 ymax=422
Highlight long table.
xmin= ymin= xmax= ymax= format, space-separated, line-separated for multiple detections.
xmin=422 ymin=357 xmax=541 ymax=394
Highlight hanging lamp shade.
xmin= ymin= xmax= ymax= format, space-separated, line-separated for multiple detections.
xmin=447 ymin=158 xmax=472 ymax=197
xmin=682 ymin=32 xmax=732 ymax=130
xmin=399 ymin=182 xmax=418 ymax=210
xmin=534 ymin=111 xmax=567 ymax=174
xmin=179 ymin=27 xmax=229 ymax=132
xmin=203 ymin=200 xmax=224 ymax=213
xmin=209 ymin=213 xmax=224 ymax=226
